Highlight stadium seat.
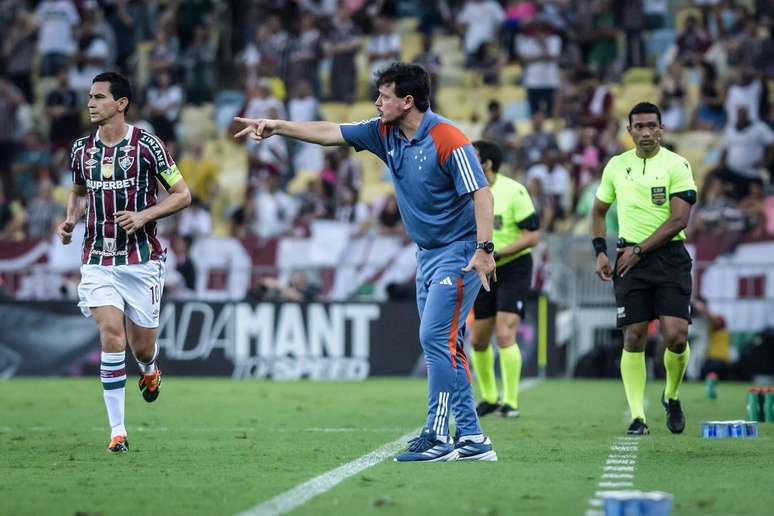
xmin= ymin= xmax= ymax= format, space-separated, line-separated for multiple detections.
xmin=320 ymin=102 xmax=351 ymax=123
xmin=614 ymin=83 xmax=659 ymax=119
xmin=675 ymin=7 xmax=702 ymax=32
xmin=179 ymin=104 xmax=216 ymax=147
xmin=622 ymin=67 xmax=655 ymax=85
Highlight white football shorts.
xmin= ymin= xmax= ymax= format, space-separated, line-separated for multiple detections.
xmin=78 ymin=260 xmax=166 ymax=328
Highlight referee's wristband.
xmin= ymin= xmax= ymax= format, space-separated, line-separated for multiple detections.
xmin=592 ymin=237 xmax=608 ymax=257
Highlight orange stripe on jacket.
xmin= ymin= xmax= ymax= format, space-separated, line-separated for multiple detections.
xmin=448 ymin=277 xmax=464 ymax=369
xmin=378 ymin=120 xmax=390 ymax=138
xmin=429 ymin=122 xmax=470 ymax=166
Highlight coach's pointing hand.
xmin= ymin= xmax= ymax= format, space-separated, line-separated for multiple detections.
xmin=115 ymin=210 xmax=148 ymax=235
xmin=233 ymin=117 xmax=280 ymax=142
xmin=57 ymin=220 xmax=75 ymax=245
xmin=463 ymin=249 xmax=497 ymax=292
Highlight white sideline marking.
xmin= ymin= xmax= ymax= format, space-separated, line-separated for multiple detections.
xmin=598 ymin=481 xmax=634 ymax=488
xmin=236 ymin=379 xmax=539 ymax=516
xmin=587 ymin=404 xmax=646 ymax=511
xmin=235 ymin=429 xmax=419 ymax=516
xmin=604 ymin=466 xmax=634 ymax=472
xmin=601 ymin=473 xmax=634 ymax=479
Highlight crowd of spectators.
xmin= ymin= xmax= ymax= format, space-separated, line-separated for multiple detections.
xmin=0 ymin=0 xmax=773 ymax=300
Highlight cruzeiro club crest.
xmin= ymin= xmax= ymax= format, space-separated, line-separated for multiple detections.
xmin=101 ymin=156 xmax=114 ymax=179
xmin=119 ymin=145 xmax=135 ymax=172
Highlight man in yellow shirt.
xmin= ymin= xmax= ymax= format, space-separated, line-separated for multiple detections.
xmin=470 ymin=140 xmax=540 ymax=417
xmin=592 ymin=102 xmax=697 ymax=435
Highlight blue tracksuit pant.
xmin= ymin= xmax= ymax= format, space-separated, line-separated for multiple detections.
xmin=415 ymin=240 xmax=482 ymax=438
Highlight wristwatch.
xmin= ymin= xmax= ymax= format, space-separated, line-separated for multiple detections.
xmin=633 ymin=245 xmax=644 ymax=258
xmin=476 ymin=241 xmax=495 ymax=254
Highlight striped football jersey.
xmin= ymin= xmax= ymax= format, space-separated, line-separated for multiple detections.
xmin=70 ymin=125 xmax=182 ymax=265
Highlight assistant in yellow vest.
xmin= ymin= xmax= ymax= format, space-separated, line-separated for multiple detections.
xmin=470 ymin=140 xmax=540 ymax=418
xmin=592 ymin=102 xmax=697 ymax=436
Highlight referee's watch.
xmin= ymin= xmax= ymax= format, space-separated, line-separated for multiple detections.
xmin=476 ymin=241 xmax=495 ymax=254
xmin=633 ymin=245 xmax=644 ymax=258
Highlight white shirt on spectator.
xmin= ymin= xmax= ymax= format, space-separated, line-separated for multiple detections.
xmin=35 ymin=0 xmax=79 ymax=56
xmin=458 ymin=1 xmax=506 ymax=55
xmin=517 ymin=34 xmax=561 ymax=88
xmin=147 ymin=84 xmax=183 ymax=122
xmin=178 ymin=206 xmax=213 ymax=238
xmin=68 ymin=37 xmax=110 ymax=95
xmin=252 ymin=189 xmax=298 ymax=239
xmin=289 ymin=95 xmax=324 ymax=173
xmin=722 ymin=121 xmax=774 ymax=178
xmin=725 ymin=80 xmax=762 ymax=126
xmin=526 ymin=163 xmax=570 ymax=197
xmin=244 ymin=96 xmax=286 ymax=120
xmin=368 ymin=32 xmax=401 ymax=78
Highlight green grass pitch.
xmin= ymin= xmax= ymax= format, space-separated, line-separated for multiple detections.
xmin=1 ymin=378 xmax=772 ymax=515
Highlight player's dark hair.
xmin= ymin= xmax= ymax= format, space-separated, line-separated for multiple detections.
xmin=472 ymin=140 xmax=503 ymax=173
xmin=375 ymin=62 xmax=431 ymax=112
xmin=628 ymin=102 xmax=661 ymax=125
xmin=92 ymin=72 xmax=132 ymax=114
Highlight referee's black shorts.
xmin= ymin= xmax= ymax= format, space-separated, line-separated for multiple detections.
xmin=473 ymin=253 xmax=532 ymax=320
xmin=613 ymin=241 xmax=692 ymax=328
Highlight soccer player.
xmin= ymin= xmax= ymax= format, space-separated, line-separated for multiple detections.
xmin=56 ymin=72 xmax=191 ymax=452
xmin=591 ymin=102 xmax=697 ymax=435
xmin=234 ymin=62 xmax=498 ymax=462
xmin=470 ymin=140 xmax=539 ymax=418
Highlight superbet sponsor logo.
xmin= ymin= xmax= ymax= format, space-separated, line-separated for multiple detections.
xmin=86 ymin=177 xmax=136 ymax=190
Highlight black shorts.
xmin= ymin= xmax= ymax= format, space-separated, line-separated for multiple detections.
xmin=473 ymin=253 xmax=532 ymax=319
xmin=613 ymin=241 xmax=692 ymax=328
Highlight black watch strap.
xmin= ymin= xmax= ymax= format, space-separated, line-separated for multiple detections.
xmin=476 ymin=241 xmax=495 ymax=253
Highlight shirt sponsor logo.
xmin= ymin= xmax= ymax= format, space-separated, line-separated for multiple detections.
xmin=87 ymin=147 xmax=99 ymax=155
xmin=651 ymin=186 xmax=666 ymax=205
xmin=142 ymin=134 xmax=168 ymax=167
xmin=91 ymin=248 xmax=128 ymax=257
xmin=86 ymin=177 xmax=136 ymax=190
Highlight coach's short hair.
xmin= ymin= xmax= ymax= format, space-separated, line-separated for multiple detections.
xmin=92 ymin=72 xmax=132 ymax=113
xmin=472 ymin=140 xmax=503 ymax=173
xmin=628 ymin=102 xmax=661 ymax=125
xmin=375 ymin=62 xmax=431 ymax=112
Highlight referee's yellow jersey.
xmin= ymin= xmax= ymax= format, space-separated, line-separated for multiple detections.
xmin=596 ymin=147 xmax=696 ymax=244
xmin=492 ymin=173 xmax=536 ymax=266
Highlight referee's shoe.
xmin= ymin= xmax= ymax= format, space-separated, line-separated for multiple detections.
xmin=661 ymin=391 xmax=686 ymax=434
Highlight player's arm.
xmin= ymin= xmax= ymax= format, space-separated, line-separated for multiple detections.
xmin=116 ymin=169 xmax=192 ymax=236
xmin=57 ymin=183 xmax=87 ymax=245
xmin=232 ymin=117 xmax=346 ymax=146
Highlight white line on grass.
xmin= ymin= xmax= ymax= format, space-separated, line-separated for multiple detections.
xmin=586 ymin=403 xmax=647 ymax=512
xmin=236 ymin=379 xmax=539 ymax=516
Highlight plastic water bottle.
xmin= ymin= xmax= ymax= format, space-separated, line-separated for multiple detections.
xmin=746 ymin=388 xmax=763 ymax=422
xmin=705 ymin=372 xmax=718 ymax=399
xmin=764 ymin=387 xmax=774 ymax=422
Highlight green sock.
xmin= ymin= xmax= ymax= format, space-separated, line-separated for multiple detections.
xmin=499 ymin=343 xmax=522 ymax=408
xmin=664 ymin=342 xmax=690 ymax=400
xmin=621 ymin=350 xmax=646 ymax=421
xmin=472 ymin=345 xmax=498 ymax=403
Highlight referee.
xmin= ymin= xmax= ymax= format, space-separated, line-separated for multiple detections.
xmin=471 ymin=140 xmax=540 ymax=418
xmin=592 ymin=102 xmax=697 ymax=436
